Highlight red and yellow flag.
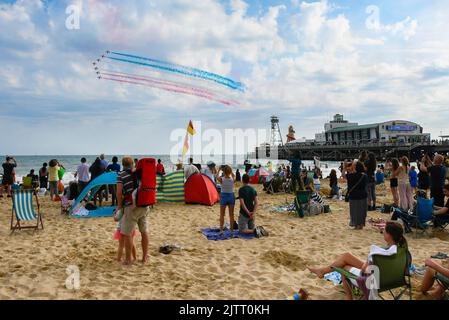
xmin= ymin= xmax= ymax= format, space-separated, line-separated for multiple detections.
xmin=182 ymin=120 xmax=195 ymax=157
xmin=187 ymin=120 xmax=196 ymax=135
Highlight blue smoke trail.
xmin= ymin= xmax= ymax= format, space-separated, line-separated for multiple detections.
xmin=108 ymin=51 xmax=245 ymax=92
xmin=107 ymin=56 xmax=244 ymax=92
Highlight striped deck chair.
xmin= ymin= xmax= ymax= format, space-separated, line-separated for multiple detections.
xmin=11 ymin=189 xmax=44 ymax=233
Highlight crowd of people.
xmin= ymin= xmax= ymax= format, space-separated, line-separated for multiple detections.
xmin=2 ymin=152 xmax=449 ymax=299
xmin=339 ymin=151 xmax=449 ymax=232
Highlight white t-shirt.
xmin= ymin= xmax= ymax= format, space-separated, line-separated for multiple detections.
xmin=77 ymin=163 xmax=90 ymax=182
xmin=184 ymin=164 xmax=199 ymax=180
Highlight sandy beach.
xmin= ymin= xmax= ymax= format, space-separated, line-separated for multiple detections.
xmin=0 ymin=180 xmax=447 ymax=300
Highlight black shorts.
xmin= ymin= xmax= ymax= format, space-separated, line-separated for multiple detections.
xmin=2 ymin=176 xmax=13 ymax=186
xmin=390 ymin=178 xmax=398 ymax=188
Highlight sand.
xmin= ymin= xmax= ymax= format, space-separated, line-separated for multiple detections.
xmin=0 ymin=180 xmax=448 ymax=300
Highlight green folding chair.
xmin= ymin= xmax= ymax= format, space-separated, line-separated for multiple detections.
xmin=294 ymin=190 xmax=312 ymax=218
xmin=334 ymin=247 xmax=412 ymax=300
xmin=11 ymin=189 xmax=44 ymax=234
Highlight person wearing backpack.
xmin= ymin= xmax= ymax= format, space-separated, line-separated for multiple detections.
xmin=116 ymin=156 xmax=150 ymax=265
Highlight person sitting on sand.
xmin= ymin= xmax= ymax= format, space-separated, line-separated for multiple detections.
xmin=308 ymin=221 xmax=408 ymax=300
xmin=217 ymin=165 xmax=236 ymax=234
xmin=306 ymin=185 xmax=325 ymax=205
xmin=26 ymin=169 xmax=39 ymax=188
xmin=421 ymin=257 xmax=449 ymax=299
xmin=313 ymin=172 xmax=321 ymax=190
xmin=329 ymin=169 xmax=339 ymax=198
xmin=238 ymin=174 xmax=258 ymax=235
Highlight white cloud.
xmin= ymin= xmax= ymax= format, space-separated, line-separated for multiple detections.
xmin=0 ymin=0 xmax=448 ymax=154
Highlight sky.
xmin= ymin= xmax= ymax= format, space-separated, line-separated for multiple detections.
xmin=1 ymin=0 xmax=448 ymax=155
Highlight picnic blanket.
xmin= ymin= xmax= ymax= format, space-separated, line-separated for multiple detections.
xmin=201 ymin=227 xmax=255 ymax=241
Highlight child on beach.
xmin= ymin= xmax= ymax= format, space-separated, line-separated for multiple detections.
xmin=217 ymin=165 xmax=236 ymax=234
xmin=313 ymin=172 xmax=321 ymax=190
xmin=113 ymin=208 xmax=137 ymax=262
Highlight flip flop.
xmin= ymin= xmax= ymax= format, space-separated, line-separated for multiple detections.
xmin=431 ymin=252 xmax=449 ymax=259
xmin=258 ymin=226 xmax=269 ymax=237
xmin=159 ymin=245 xmax=174 ymax=254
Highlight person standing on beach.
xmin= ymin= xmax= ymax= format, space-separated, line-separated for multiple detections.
xmin=1 ymin=156 xmax=17 ymax=197
xmin=420 ymin=154 xmax=447 ymax=207
xmin=289 ymin=152 xmax=303 ymax=192
xmin=90 ymin=157 xmax=106 ymax=205
xmin=217 ymin=165 xmax=236 ymax=234
xmin=117 ymin=156 xmax=150 ymax=265
xmin=156 ymin=159 xmax=165 ymax=176
xmin=397 ymin=156 xmax=414 ymax=211
xmin=48 ymin=159 xmax=63 ymax=201
xmin=238 ymin=174 xmax=258 ymax=235
xmin=39 ymin=163 xmax=48 ymax=190
xmin=418 ymin=155 xmax=432 ymax=197
xmin=75 ymin=157 xmax=90 ymax=194
xmin=345 ymin=160 xmax=368 ymax=230
xmin=106 ymin=156 xmax=121 ymax=206
xmin=390 ymin=158 xmax=400 ymax=207
xmin=364 ymin=153 xmax=377 ymax=211
xmin=409 ymin=165 xmax=418 ymax=193
xmin=100 ymin=154 xmax=109 ymax=201
xmin=100 ymin=154 xmax=108 ymax=171
xmin=106 ymin=156 xmax=121 ymax=173
xmin=184 ymin=157 xmax=199 ymax=180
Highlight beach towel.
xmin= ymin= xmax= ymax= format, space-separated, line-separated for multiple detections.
xmin=368 ymin=245 xmax=397 ymax=262
xmin=201 ymin=227 xmax=255 ymax=241
xmin=324 ymin=271 xmax=342 ymax=286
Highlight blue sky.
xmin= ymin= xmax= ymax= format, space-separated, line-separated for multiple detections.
xmin=1 ymin=0 xmax=448 ymax=155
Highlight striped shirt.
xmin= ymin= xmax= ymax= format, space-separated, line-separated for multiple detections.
xmin=117 ymin=169 xmax=137 ymax=206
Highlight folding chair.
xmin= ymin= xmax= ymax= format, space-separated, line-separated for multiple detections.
xmin=411 ymin=197 xmax=434 ymax=238
xmin=334 ymin=247 xmax=412 ymax=300
xmin=294 ymin=190 xmax=312 ymax=218
xmin=11 ymin=189 xmax=44 ymax=233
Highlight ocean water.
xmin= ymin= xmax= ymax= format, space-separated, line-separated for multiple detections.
xmin=0 ymin=154 xmax=343 ymax=186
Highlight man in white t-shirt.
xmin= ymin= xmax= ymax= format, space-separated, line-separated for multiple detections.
xmin=184 ymin=157 xmax=199 ymax=180
xmin=75 ymin=157 xmax=90 ymax=193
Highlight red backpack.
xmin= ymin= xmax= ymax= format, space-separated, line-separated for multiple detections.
xmin=135 ymin=158 xmax=157 ymax=207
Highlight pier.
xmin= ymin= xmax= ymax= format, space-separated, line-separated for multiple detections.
xmin=250 ymin=141 xmax=449 ymax=162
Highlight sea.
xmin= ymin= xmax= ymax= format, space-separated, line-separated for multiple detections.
xmin=1 ymin=154 xmax=344 ymax=186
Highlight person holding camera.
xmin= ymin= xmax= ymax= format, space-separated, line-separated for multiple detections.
xmin=1 ymin=156 xmax=17 ymax=198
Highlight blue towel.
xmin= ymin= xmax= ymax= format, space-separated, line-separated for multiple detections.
xmin=201 ymin=227 xmax=255 ymax=241
xmin=324 ymin=271 xmax=342 ymax=286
